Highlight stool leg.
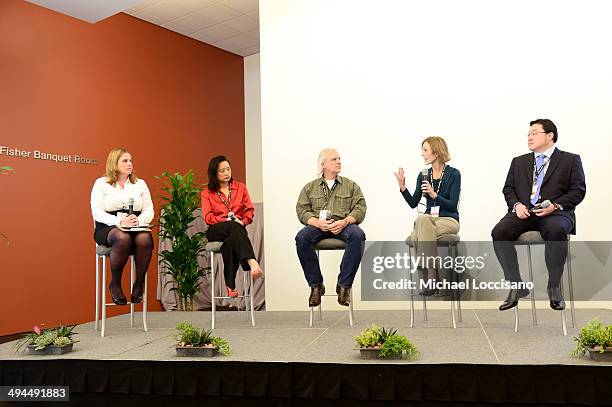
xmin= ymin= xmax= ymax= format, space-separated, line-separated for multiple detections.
xmin=243 ymin=267 xmax=249 ymax=322
xmin=408 ymin=245 xmax=415 ymax=328
xmin=348 ymin=289 xmax=354 ymax=326
xmin=211 ymin=251 xmax=216 ymax=330
xmin=249 ymin=267 xmax=255 ymax=327
xmin=454 ymin=244 xmax=462 ymax=322
xmin=309 ymin=305 xmax=314 ymax=327
xmin=567 ymin=240 xmax=576 ymax=328
xmin=450 ymin=245 xmax=456 ymax=329
xmin=95 ymin=253 xmax=100 ymax=332
xmin=514 ymin=304 xmax=519 ymax=333
xmin=423 ymin=294 xmax=428 ymax=321
xmin=130 ymin=255 xmax=135 ymax=328
xmin=101 ymin=255 xmax=107 ymax=338
xmin=560 ymin=278 xmax=568 ymax=336
xmin=526 ymin=245 xmax=537 ymax=326
xmin=143 ymin=266 xmax=148 ymax=332
xmin=316 ymin=250 xmax=323 ymax=322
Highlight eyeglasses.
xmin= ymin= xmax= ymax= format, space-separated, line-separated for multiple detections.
xmin=526 ymin=131 xmax=547 ymax=138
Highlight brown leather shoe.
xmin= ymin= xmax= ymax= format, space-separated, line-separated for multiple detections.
xmin=337 ymin=286 xmax=350 ymax=306
xmin=309 ymin=283 xmax=325 ymax=307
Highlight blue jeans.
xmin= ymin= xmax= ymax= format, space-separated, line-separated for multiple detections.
xmin=295 ymin=224 xmax=366 ymax=288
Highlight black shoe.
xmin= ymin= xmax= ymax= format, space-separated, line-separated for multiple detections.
xmin=337 ymin=286 xmax=351 ymax=306
xmin=547 ymin=287 xmax=565 ymax=310
xmin=109 ymin=284 xmax=127 ymax=305
xmin=131 ymin=283 xmax=144 ymax=304
xmin=130 ymin=294 xmax=143 ymax=304
xmin=498 ymin=288 xmax=530 ymax=311
xmin=309 ymin=284 xmax=325 ymax=307
xmin=419 ymin=288 xmax=439 ymax=297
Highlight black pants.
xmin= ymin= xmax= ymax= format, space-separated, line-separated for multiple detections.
xmin=491 ymin=214 xmax=572 ymax=288
xmin=206 ymin=221 xmax=256 ymax=289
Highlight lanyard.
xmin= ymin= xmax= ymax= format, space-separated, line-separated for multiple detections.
xmin=533 ymin=157 xmax=549 ymax=181
xmin=217 ymin=186 xmax=232 ymax=211
xmin=429 ymin=164 xmax=446 ymax=194
xmin=322 ymin=179 xmax=338 ymax=209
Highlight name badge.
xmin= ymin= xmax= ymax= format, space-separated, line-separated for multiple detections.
xmin=319 ymin=209 xmax=331 ymax=220
xmin=430 ymin=206 xmax=440 ymax=217
xmin=530 ymin=183 xmax=538 ymax=201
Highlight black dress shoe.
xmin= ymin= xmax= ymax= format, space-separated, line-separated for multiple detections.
xmin=109 ymin=284 xmax=127 ymax=305
xmin=309 ymin=284 xmax=325 ymax=307
xmin=130 ymin=294 xmax=143 ymax=304
xmin=498 ymin=288 xmax=530 ymax=311
xmin=131 ymin=283 xmax=144 ymax=304
xmin=337 ymin=286 xmax=351 ymax=306
xmin=547 ymin=287 xmax=565 ymax=310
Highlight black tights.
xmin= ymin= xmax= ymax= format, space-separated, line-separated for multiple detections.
xmin=107 ymin=229 xmax=153 ymax=299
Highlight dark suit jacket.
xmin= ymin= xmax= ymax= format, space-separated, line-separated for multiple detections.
xmin=502 ymin=147 xmax=586 ymax=234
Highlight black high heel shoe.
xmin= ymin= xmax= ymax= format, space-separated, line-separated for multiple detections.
xmin=131 ymin=283 xmax=144 ymax=304
xmin=109 ymin=284 xmax=127 ymax=305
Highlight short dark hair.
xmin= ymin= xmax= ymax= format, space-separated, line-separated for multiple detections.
xmin=207 ymin=155 xmax=231 ymax=191
xmin=530 ymin=118 xmax=558 ymax=143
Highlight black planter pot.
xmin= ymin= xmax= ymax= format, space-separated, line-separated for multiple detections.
xmin=358 ymin=347 xmax=402 ymax=360
xmin=27 ymin=344 xmax=73 ymax=355
xmin=176 ymin=346 xmax=219 ymax=357
xmin=587 ymin=347 xmax=612 ymax=362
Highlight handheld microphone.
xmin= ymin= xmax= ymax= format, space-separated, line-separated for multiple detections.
xmin=421 ymin=168 xmax=428 ymax=191
xmin=530 ymin=199 xmax=551 ymax=212
xmin=128 ymin=198 xmax=134 ymax=216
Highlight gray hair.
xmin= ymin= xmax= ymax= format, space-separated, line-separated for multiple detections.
xmin=317 ymin=148 xmax=338 ymax=177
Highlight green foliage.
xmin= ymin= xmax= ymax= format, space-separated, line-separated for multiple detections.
xmin=354 ymin=323 xmax=382 ymax=348
xmin=355 ymin=323 xmax=419 ymax=359
xmin=175 ymin=321 xmax=231 ymax=355
xmin=157 ymin=171 xmax=207 ymax=310
xmin=572 ymin=318 xmax=612 ymax=356
xmin=380 ymin=335 xmax=420 ymax=359
xmin=15 ymin=324 xmax=78 ymax=353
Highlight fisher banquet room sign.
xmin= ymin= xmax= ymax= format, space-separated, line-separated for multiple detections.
xmin=0 ymin=146 xmax=98 ymax=165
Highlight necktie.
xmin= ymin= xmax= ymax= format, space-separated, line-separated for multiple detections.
xmin=530 ymin=154 xmax=546 ymax=205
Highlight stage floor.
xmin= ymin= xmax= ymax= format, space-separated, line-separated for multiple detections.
xmin=2 ymin=307 xmax=611 ymax=366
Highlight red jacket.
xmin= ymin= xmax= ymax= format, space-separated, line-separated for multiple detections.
xmin=201 ymin=180 xmax=254 ymax=226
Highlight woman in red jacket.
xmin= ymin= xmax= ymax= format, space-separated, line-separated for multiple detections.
xmin=202 ymin=155 xmax=263 ymax=297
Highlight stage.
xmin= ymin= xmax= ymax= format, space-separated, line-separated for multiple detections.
xmin=1 ymin=308 xmax=612 ymax=406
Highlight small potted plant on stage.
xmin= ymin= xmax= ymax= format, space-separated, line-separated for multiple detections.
xmin=355 ymin=324 xmax=419 ymax=360
xmin=175 ymin=321 xmax=231 ymax=357
xmin=572 ymin=318 xmax=612 ymax=361
xmin=15 ymin=325 xmax=78 ymax=355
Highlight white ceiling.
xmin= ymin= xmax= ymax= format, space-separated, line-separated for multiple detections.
xmin=26 ymin=0 xmax=145 ymax=23
xmin=125 ymin=0 xmax=260 ymax=56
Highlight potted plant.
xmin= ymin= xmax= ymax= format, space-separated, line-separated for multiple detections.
xmin=354 ymin=323 xmax=419 ymax=360
xmin=1 ymin=166 xmax=14 ymax=245
xmin=572 ymin=317 xmax=612 ymax=361
xmin=158 ymin=170 xmax=207 ymax=311
xmin=175 ymin=321 xmax=231 ymax=357
xmin=15 ymin=324 xmax=78 ymax=355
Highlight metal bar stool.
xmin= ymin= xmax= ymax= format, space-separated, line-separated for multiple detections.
xmin=208 ymin=241 xmax=255 ymax=329
xmin=405 ymin=234 xmax=462 ymax=329
xmin=513 ymin=231 xmax=575 ymax=336
xmin=309 ymin=238 xmax=354 ymax=327
xmin=95 ymin=245 xmax=148 ymax=337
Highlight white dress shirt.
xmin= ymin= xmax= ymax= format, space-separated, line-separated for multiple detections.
xmin=534 ymin=145 xmax=556 ymax=179
xmin=90 ymin=177 xmax=154 ymax=227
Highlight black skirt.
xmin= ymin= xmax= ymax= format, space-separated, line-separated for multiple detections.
xmin=93 ymin=210 xmax=141 ymax=246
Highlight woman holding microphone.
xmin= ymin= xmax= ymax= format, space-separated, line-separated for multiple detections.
xmin=394 ymin=137 xmax=461 ymax=296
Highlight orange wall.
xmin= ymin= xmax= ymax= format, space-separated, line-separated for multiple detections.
xmin=0 ymin=0 xmax=245 ymax=335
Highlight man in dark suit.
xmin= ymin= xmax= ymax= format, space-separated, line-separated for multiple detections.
xmin=492 ymin=119 xmax=586 ymax=311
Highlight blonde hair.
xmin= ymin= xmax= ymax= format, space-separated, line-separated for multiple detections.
xmin=422 ymin=137 xmax=451 ymax=163
xmin=317 ymin=148 xmax=338 ymax=177
xmin=105 ymin=148 xmax=137 ymax=185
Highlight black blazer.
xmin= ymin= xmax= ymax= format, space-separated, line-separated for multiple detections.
xmin=502 ymin=147 xmax=586 ymax=234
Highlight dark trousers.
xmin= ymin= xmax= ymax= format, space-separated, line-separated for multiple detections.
xmin=206 ymin=221 xmax=256 ymax=290
xmin=295 ymin=224 xmax=366 ymax=288
xmin=491 ymin=214 xmax=572 ymax=288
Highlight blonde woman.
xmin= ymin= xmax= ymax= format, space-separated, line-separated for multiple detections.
xmin=91 ymin=148 xmax=154 ymax=305
xmin=394 ymin=137 xmax=461 ymax=296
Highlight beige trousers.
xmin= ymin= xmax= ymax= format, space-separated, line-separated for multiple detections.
xmin=410 ymin=214 xmax=460 ymax=270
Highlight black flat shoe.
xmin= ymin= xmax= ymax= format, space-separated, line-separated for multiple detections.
xmin=498 ymin=288 xmax=530 ymax=311
xmin=130 ymin=295 xmax=143 ymax=304
xmin=419 ymin=288 xmax=438 ymax=297
xmin=547 ymin=287 xmax=565 ymax=310
xmin=109 ymin=284 xmax=127 ymax=305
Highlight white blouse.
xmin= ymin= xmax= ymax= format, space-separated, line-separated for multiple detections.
xmin=90 ymin=177 xmax=154 ymax=227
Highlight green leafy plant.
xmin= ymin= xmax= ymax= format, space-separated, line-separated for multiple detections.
xmin=355 ymin=323 xmax=419 ymax=359
xmin=572 ymin=317 xmax=612 ymax=356
xmin=175 ymin=321 xmax=231 ymax=355
xmin=15 ymin=324 xmax=78 ymax=352
xmin=158 ymin=171 xmax=207 ymax=311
